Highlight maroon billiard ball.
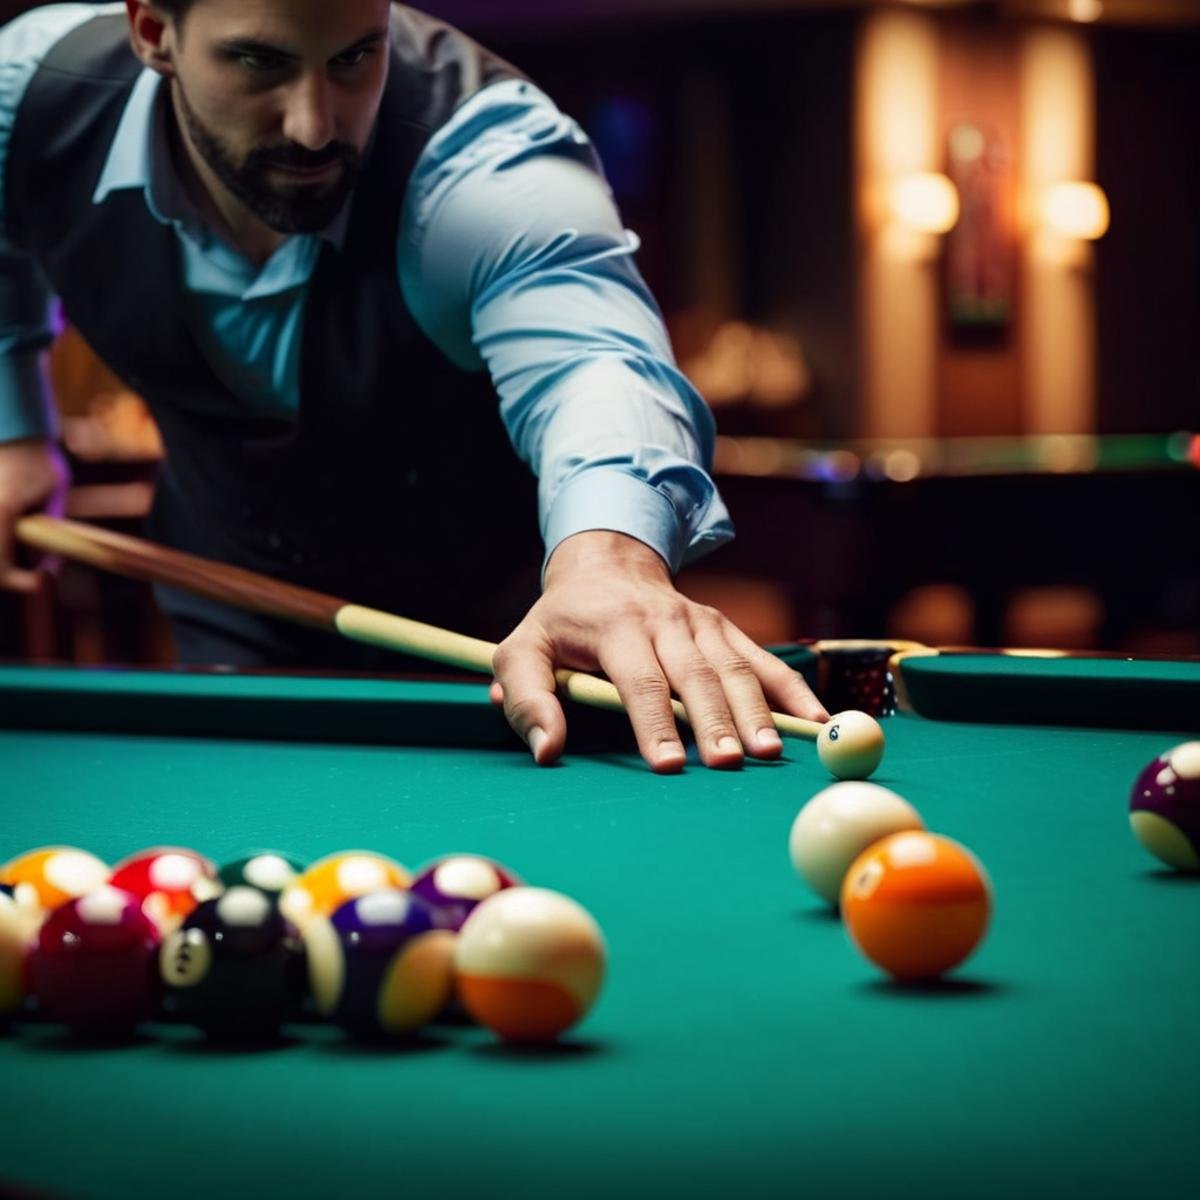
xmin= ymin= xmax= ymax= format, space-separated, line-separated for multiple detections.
xmin=1129 ymin=741 xmax=1200 ymax=871
xmin=410 ymin=855 xmax=522 ymax=932
xmin=29 ymin=886 xmax=162 ymax=1030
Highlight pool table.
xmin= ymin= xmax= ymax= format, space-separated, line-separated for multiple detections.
xmin=2 ymin=651 xmax=1198 ymax=1200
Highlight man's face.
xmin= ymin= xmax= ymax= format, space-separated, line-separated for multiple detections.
xmin=159 ymin=0 xmax=392 ymax=233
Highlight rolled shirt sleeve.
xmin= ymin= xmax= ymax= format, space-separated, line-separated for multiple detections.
xmin=0 ymin=3 xmax=106 ymax=443
xmin=399 ymin=79 xmax=733 ymax=574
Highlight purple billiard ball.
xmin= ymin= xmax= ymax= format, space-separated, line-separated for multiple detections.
xmin=1129 ymin=741 xmax=1200 ymax=871
xmin=410 ymin=855 xmax=522 ymax=932
xmin=303 ymin=890 xmax=455 ymax=1038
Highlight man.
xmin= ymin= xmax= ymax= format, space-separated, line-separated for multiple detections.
xmin=0 ymin=0 xmax=826 ymax=770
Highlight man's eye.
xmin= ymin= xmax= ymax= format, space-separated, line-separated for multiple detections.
xmin=237 ymin=52 xmax=285 ymax=72
xmin=332 ymin=48 xmax=372 ymax=70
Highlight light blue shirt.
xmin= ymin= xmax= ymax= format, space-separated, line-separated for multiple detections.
xmin=0 ymin=3 xmax=732 ymax=572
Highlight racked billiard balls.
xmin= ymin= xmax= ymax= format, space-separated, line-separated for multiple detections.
xmin=109 ymin=846 xmax=219 ymax=932
xmin=1 ymin=891 xmax=30 ymax=1020
xmin=160 ymin=887 xmax=306 ymax=1038
xmin=816 ymin=711 xmax=886 ymax=781
xmin=841 ymin=831 xmax=992 ymax=981
xmin=454 ymin=887 xmax=606 ymax=1042
xmin=789 ymin=782 xmax=925 ymax=905
xmin=280 ymin=851 xmax=411 ymax=932
xmin=304 ymin=889 xmax=454 ymax=1038
xmin=0 ymin=846 xmax=109 ymax=914
xmin=217 ymin=853 xmax=308 ymax=899
xmin=1129 ymin=741 xmax=1200 ymax=871
xmin=410 ymin=855 xmax=523 ymax=932
xmin=28 ymin=886 xmax=162 ymax=1030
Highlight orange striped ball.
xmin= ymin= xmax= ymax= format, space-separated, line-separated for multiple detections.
xmin=455 ymin=887 xmax=606 ymax=1042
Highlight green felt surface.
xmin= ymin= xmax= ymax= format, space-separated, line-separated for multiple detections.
xmin=2 ymin=669 xmax=1198 ymax=1199
xmin=899 ymin=653 xmax=1200 ymax=729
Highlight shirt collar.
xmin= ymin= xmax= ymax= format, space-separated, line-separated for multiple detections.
xmin=92 ymin=69 xmax=350 ymax=251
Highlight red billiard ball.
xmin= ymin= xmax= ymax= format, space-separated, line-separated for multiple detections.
xmin=109 ymin=847 xmax=219 ymax=931
xmin=1129 ymin=742 xmax=1200 ymax=871
xmin=410 ymin=855 xmax=523 ymax=932
xmin=28 ymin=886 xmax=162 ymax=1030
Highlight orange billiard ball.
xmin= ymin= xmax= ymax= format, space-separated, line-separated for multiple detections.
xmin=279 ymin=851 xmax=411 ymax=932
xmin=0 ymin=846 xmax=110 ymax=916
xmin=840 ymin=831 xmax=992 ymax=981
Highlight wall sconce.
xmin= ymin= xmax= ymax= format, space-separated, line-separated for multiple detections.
xmin=1039 ymin=181 xmax=1110 ymax=241
xmin=887 ymin=171 xmax=961 ymax=234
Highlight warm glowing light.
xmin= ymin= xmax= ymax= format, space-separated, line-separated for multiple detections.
xmin=883 ymin=449 xmax=922 ymax=482
xmin=1041 ymin=182 xmax=1110 ymax=240
xmin=888 ymin=172 xmax=960 ymax=234
xmin=1068 ymin=0 xmax=1103 ymax=22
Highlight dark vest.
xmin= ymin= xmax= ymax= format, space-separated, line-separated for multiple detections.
xmin=4 ymin=6 xmax=543 ymax=648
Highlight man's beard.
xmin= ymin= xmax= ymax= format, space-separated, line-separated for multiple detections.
xmin=176 ymin=87 xmax=362 ymax=235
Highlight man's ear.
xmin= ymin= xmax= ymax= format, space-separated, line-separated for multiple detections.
xmin=126 ymin=2 xmax=175 ymax=78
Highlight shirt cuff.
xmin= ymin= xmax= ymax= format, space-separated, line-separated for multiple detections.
xmin=542 ymin=468 xmax=734 ymax=579
xmin=0 ymin=351 xmax=57 ymax=443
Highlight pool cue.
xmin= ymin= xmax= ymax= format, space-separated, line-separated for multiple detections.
xmin=15 ymin=513 xmax=823 ymax=741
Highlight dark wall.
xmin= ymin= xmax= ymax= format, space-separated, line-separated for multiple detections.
xmin=1094 ymin=26 xmax=1200 ymax=434
xmin=477 ymin=11 xmax=859 ymax=432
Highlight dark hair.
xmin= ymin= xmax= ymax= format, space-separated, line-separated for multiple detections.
xmin=151 ymin=1 xmax=196 ymax=18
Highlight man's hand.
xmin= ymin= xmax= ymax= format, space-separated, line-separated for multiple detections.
xmin=0 ymin=438 xmax=70 ymax=592
xmin=491 ymin=530 xmax=829 ymax=772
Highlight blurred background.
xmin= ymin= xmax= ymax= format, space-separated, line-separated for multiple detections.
xmin=1 ymin=0 xmax=1197 ymax=664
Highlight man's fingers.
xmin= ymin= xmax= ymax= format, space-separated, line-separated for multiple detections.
xmin=489 ymin=680 xmax=505 ymax=707
xmin=690 ymin=616 xmax=783 ymax=760
xmin=0 ymin=511 xmax=35 ymax=593
xmin=653 ymin=624 xmax=744 ymax=768
xmin=597 ymin=640 xmax=687 ymax=774
xmin=0 ymin=565 xmax=40 ymax=594
xmin=492 ymin=636 xmax=566 ymax=765
xmin=723 ymin=623 xmax=831 ymax=722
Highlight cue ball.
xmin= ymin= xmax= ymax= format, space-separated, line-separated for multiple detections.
xmin=0 ymin=846 xmax=109 ymax=913
xmin=28 ymin=886 xmax=162 ymax=1029
xmin=304 ymin=889 xmax=455 ymax=1038
xmin=841 ymin=831 xmax=992 ymax=981
xmin=454 ymin=887 xmax=606 ymax=1042
xmin=160 ymin=887 xmax=306 ymax=1038
xmin=1129 ymin=741 xmax=1200 ymax=871
xmin=789 ymin=782 xmax=925 ymax=905
xmin=280 ymin=851 xmax=412 ymax=932
xmin=816 ymin=711 xmax=885 ymax=780
xmin=410 ymin=854 xmax=523 ymax=932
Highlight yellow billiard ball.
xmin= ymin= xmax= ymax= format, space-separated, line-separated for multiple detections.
xmin=280 ymin=851 xmax=411 ymax=931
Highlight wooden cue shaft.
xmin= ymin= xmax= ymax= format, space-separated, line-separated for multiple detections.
xmin=15 ymin=514 xmax=822 ymax=741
